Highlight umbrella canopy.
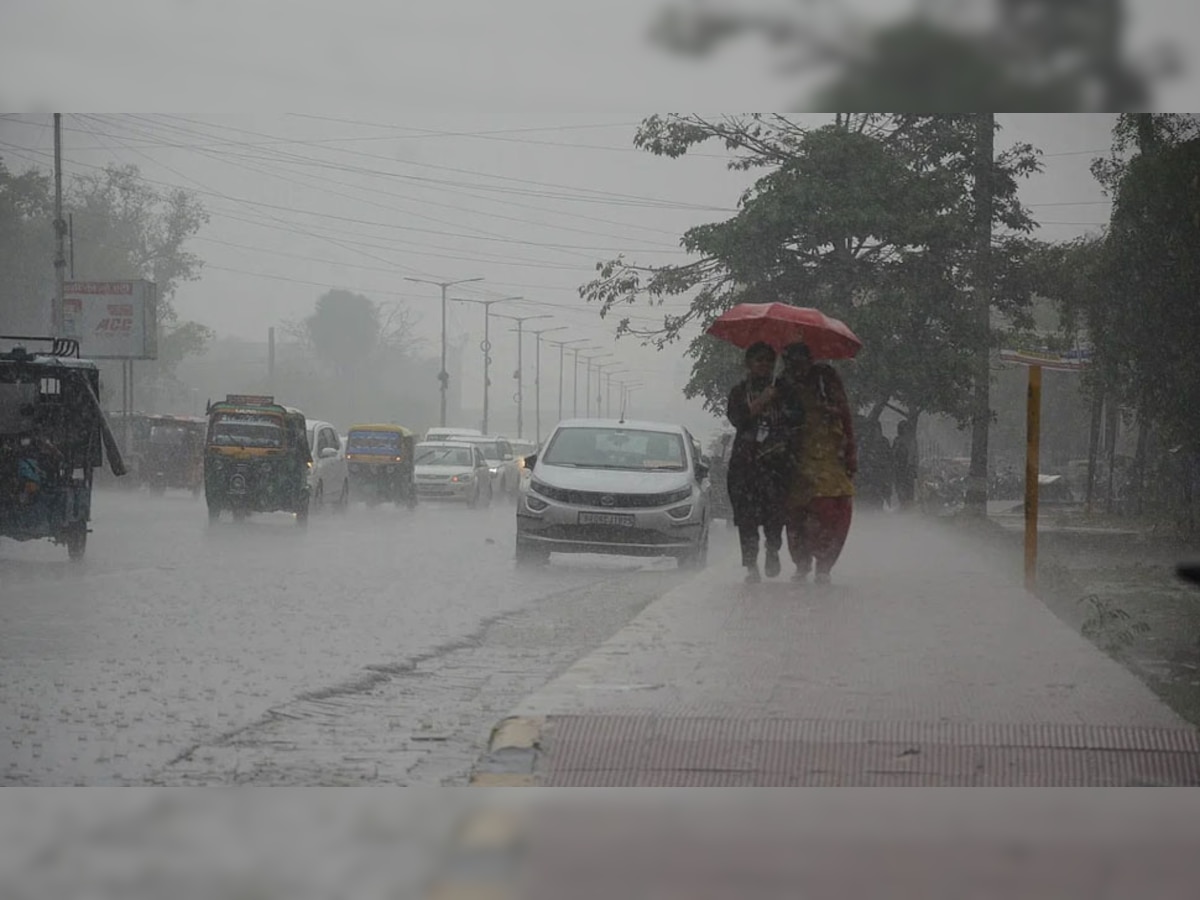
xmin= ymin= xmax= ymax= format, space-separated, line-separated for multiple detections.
xmin=706 ymin=302 xmax=862 ymax=360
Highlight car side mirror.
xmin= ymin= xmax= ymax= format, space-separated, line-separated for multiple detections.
xmin=524 ymin=454 xmax=537 ymax=469
xmin=319 ymin=447 xmax=339 ymax=459
xmin=695 ymin=462 xmax=710 ymax=481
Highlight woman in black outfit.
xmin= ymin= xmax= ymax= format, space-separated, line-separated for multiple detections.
xmin=725 ymin=342 xmax=801 ymax=583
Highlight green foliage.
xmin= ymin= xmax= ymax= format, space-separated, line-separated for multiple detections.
xmin=1099 ymin=136 xmax=1200 ymax=447
xmin=288 ymin=290 xmax=416 ymax=377
xmin=647 ymin=2 xmax=1153 ymax=113
xmin=1079 ymin=594 xmax=1152 ymax=655
xmin=582 ymin=114 xmax=1042 ymax=422
xmin=69 ymin=164 xmax=208 ymax=326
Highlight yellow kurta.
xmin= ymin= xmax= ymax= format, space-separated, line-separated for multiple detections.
xmin=788 ymin=376 xmax=855 ymax=508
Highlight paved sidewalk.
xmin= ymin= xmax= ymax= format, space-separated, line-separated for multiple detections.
xmin=472 ymin=512 xmax=1200 ymax=785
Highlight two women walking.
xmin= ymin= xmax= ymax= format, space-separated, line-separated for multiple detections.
xmin=726 ymin=341 xmax=856 ymax=585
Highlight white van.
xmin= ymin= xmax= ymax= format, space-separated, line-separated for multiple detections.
xmin=424 ymin=426 xmax=483 ymax=442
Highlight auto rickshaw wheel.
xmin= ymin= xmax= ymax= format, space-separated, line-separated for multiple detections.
xmin=65 ymin=524 xmax=87 ymax=561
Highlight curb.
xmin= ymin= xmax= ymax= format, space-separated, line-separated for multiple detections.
xmin=468 ymin=716 xmax=546 ymax=787
xmin=423 ymin=803 xmax=526 ymax=900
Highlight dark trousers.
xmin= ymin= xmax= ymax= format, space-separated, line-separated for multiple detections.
xmin=738 ymin=521 xmax=783 ymax=567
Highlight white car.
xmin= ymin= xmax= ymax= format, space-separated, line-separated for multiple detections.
xmin=414 ymin=441 xmax=494 ymax=508
xmin=515 ymin=419 xmax=710 ymax=569
xmin=449 ymin=435 xmax=522 ymax=500
xmin=307 ymin=419 xmax=350 ymax=512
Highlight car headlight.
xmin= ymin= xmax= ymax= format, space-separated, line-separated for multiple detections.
xmin=667 ymin=504 xmax=693 ymax=520
xmin=489 ymin=466 xmax=499 ymax=475
xmin=525 ymin=495 xmax=549 ymax=512
xmin=451 ymin=474 xmax=472 ymax=483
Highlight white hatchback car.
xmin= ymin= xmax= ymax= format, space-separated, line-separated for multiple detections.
xmin=414 ymin=441 xmax=494 ymax=508
xmin=307 ymin=419 xmax=350 ymax=512
xmin=515 ymin=419 xmax=710 ymax=569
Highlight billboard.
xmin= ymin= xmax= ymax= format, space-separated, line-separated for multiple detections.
xmin=62 ymin=280 xmax=158 ymax=360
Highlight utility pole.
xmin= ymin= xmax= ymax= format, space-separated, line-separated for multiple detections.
xmin=583 ymin=352 xmax=612 ymax=418
xmin=966 ymin=113 xmax=994 ymax=516
xmin=528 ymin=326 xmax=566 ymax=444
xmin=547 ymin=338 xmax=589 ymax=424
xmin=405 ymin=276 xmax=484 ymax=427
xmin=595 ymin=362 xmax=622 ymax=419
xmin=53 ymin=113 xmax=66 ymax=337
xmin=497 ymin=312 xmax=551 ymax=438
xmin=622 ymin=382 xmax=644 ymax=419
xmin=268 ymin=327 xmax=276 ymax=394
xmin=452 ymin=295 xmax=520 ymax=434
xmin=571 ymin=345 xmax=600 ymax=418
xmin=603 ymin=368 xmax=627 ymax=417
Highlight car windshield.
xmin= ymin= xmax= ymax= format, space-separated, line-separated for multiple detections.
xmin=542 ymin=427 xmax=686 ymax=471
xmin=210 ymin=412 xmax=283 ymax=448
xmin=347 ymin=430 xmax=402 ymax=454
xmin=416 ymin=445 xmax=473 ymax=467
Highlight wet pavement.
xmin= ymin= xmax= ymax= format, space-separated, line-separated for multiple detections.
xmin=0 ymin=488 xmax=688 ymax=785
xmin=477 ymin=511 xmax=1200 ymax=785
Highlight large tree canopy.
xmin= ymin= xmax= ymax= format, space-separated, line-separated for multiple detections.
xmin=581 ymin=114 xmax=1041 ymax=424
xmin=0 ymin=158 xmax=211 ymax=400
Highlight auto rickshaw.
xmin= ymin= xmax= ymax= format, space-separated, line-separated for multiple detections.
xmin=0 ymin=336 xmax=127 ymax=559
xmin=203 ymin=394 xmax=311 ymax=525
xmin=143 ymin=414 xmax=207 ymax=496
xmin=345 ymin=423 xmax=417 ymax=508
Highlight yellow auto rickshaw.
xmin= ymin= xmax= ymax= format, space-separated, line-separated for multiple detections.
xmin=345 ymin=423 xmax=417 ymax=508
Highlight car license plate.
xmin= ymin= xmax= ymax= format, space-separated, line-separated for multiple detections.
xmin=579 ymin=512 xmax=635 ymax=527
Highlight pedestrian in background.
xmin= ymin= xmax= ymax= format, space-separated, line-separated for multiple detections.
xmin=780 ymin=342 xmax=856 ymax=585
xmin=725 ymin=342 xmax=802 ymax=583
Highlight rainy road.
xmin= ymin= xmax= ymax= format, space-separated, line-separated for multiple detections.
xmin=0 ymin=487 xmax=692 ymax=785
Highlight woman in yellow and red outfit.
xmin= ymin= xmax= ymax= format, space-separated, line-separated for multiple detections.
xmin=780 ymin=342 xmax=857 ymax=585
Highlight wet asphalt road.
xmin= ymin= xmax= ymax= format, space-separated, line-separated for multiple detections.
xmin=0 ymin=487 xmax=693 ymax=785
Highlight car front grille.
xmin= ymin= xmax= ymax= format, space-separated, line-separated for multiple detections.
xmin=531 ymin=482 xmax=690 ymax=509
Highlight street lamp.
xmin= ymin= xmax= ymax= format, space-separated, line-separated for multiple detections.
xmin=451 ymin=295 xmax=521 ymax=434
xmin=404 ymin=275 xmax=484 ymax=427
xmin=547 ymin=338 xmax=590 ymax=422
xmin=496 ymin=312 xmax=552 ymax=439
xmin=579 ymin=350 xmax=611 ymax=418
xmin=594 ymin=362 xmax=623 ymax=419
xmin=584 ymin=352 xmax=613 ymax=418
xmin=622 ymin=381 xmax=644 ymax=419
xmin=527 ymin=325 xmax=567 ymax=444
xmin=570 ymin=345 xmax=601 ymax=418
xmin=602 ymin=368 xmax=628 ymax=417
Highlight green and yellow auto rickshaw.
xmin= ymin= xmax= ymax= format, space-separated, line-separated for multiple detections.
xmin=345 ymin=423 xmax=417 ymax=508
xmin=142 ymin=414 xmax=207 ymax=496
xmin=203 ymin=394 xmax=311 ymax=525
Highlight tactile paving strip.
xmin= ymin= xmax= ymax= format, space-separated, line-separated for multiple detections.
xmin=536 ymin=715 xmax=1200 ymax=786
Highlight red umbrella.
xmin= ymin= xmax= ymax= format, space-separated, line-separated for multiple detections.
xmin=706 ymin=302 xmax=862 ymax=359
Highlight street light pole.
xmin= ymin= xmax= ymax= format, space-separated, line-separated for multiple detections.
xmin=405 ymin=275 xmax=484 ymax=427
xmin=603 ymin=368 xmax=627 ymax=418
xmin=594 ymin=362 xmax=622 ymax=419
xmin=583 ymin=353 xmax=612 ymax=418
xmin=452 ymin=295 xmax=521 ymax=434
xmin=571 ymin=345 xmax=600 ymax=418
xmin=547 ymin=338 xmax=589 ymax=424
xmin=497 ymin=312 xmax=551 ymax=439
xmin=528 ymin=326 xmax=566 ymax=444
